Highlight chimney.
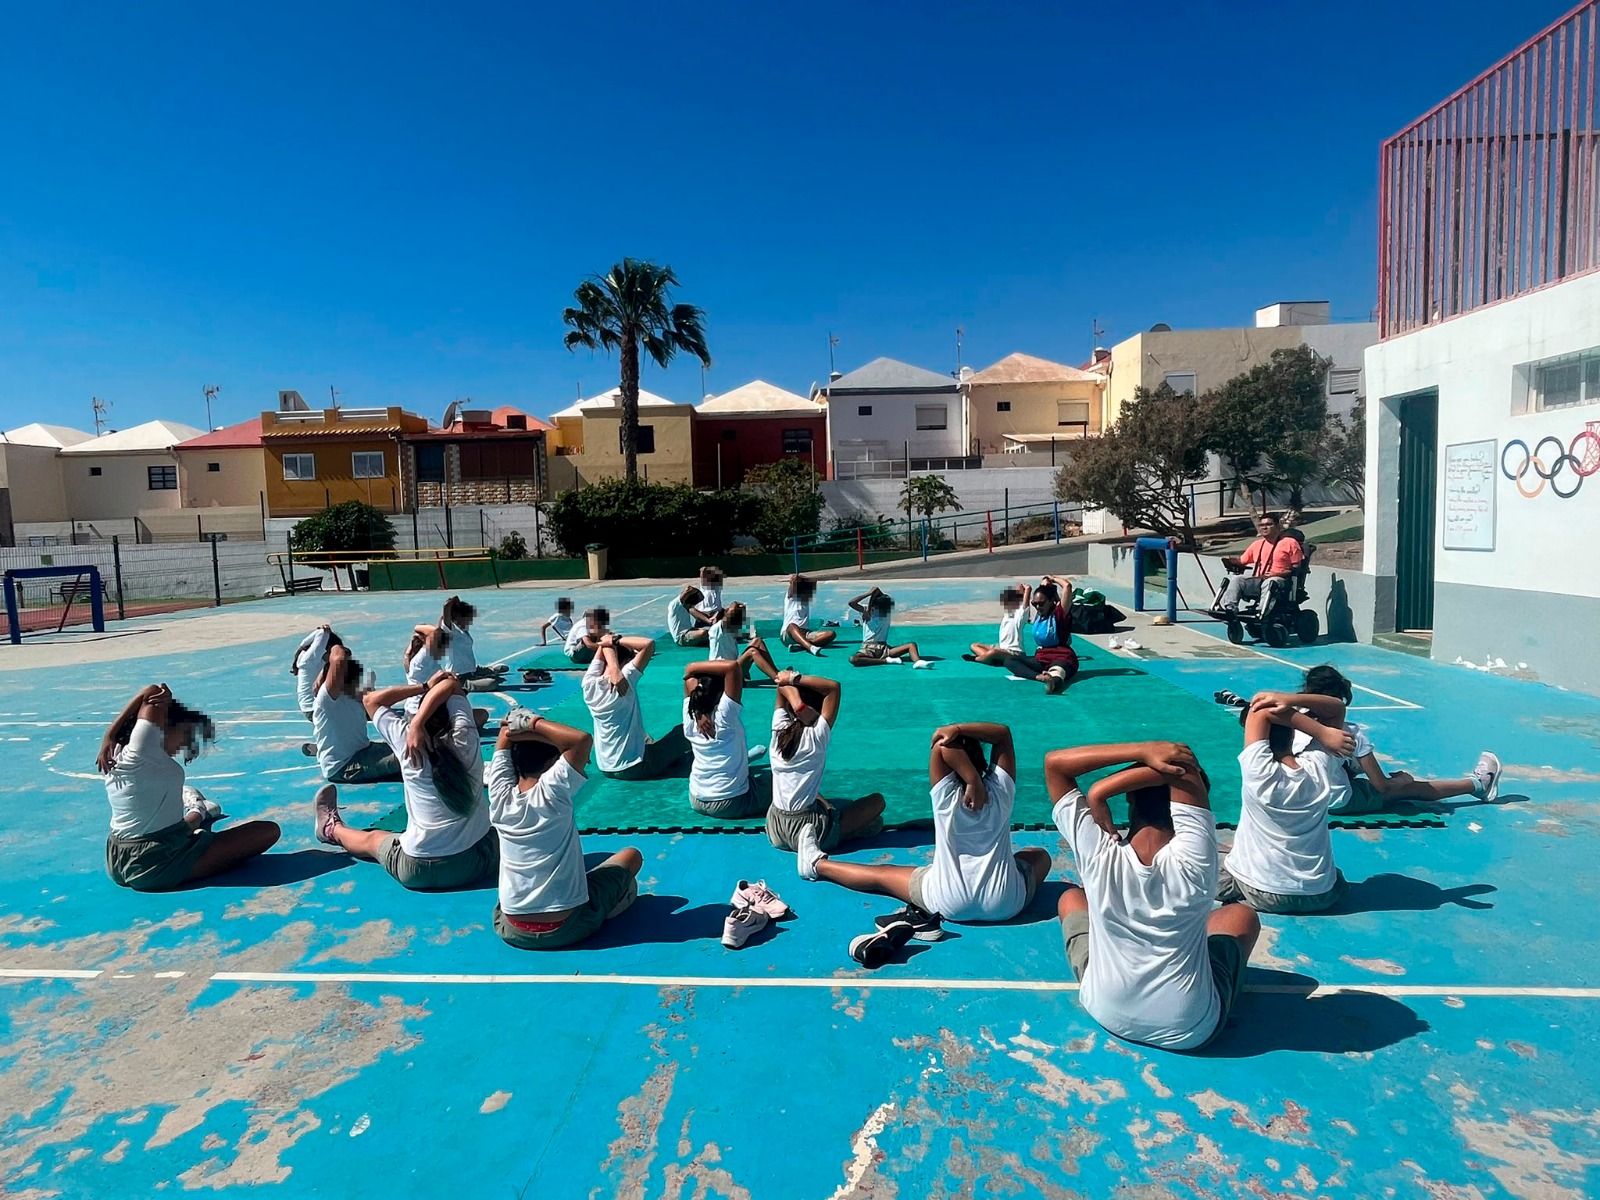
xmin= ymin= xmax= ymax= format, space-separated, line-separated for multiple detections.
xmin=1255 ymin=301 xmax=1330 ymax=328
xmin=829 ymin=371 xmax=843 ymax=383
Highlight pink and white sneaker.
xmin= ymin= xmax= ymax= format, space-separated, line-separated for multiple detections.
xmin=730 ymin=879 xmax=792 ymax=920
xmin=721 ymin=905 xmax=769 ymax=949
xmin=313 ymin=784 xmax=342 ymax=846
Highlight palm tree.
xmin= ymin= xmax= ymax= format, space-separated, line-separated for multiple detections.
xmin=561 ymin=259 xmax=711 ymax=481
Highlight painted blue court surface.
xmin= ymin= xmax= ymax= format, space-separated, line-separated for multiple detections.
xmin=2 ymin=575 xmax=1599 ymax=1198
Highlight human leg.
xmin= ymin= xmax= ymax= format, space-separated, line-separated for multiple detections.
xmin=740 ymin=641 xmax=779 ymax=681
xmin=643 ymin=726 xmax=691 ymax=775
xmin=888 ymin=641 xmax=925 ymax=664
xmin=186 ymin=822 xmax=282 ymax=882
xmin=314 ymin=784 xmax=389 ymax=860
xmin=1003 ymin=654 xmax=1045 ymax=680
xmin=806 ymin=628 xmax=837 ymax=648
xmin=850 ymin=644 xmax=890 ymax=667
xmin=837 ymin=793 xmax=886 ymax=839
xmin=1014 ymin=847 xmax=1051 ymax=910
xmin=812 ymin=856 xmax=918 ymax=904
xmin=334 ymin=741 xmax=402 ymax=784
xmin=675 ymin=629 xmax=710 ymax=647
xmin=1057 ymin=884 xmax=1090 ymax=978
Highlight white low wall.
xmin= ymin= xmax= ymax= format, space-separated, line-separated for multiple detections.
xmin=822 ymin=466 xmax=1064 ymax=523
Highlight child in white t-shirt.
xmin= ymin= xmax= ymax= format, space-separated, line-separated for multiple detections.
xmin=765 ymin=671 xmax=885 ymax=852
xmin=698 ymin=566 xmax=726 ymax=619
xmin=667 ymin=586 xmax=715 ymax=647
xmin=564 ymin=607 xmax=608 ymax=664
xmin=405 ymin=623 xmax=449 ymax=685
xmin=487 ymin=708 xmax=643 ymax=950
xmin=797 ymin=722 xmax=1048 ymax=942
xmin=682 ymin=659 xmax=769 ymax=818
xmin=539 ymin=597 xmax=575 ymax=646
xmin=709 ymin=602 xmax=779 ymax=682
xmin=581 ymin=634 xmax=689 ymax=780
xmin=846 ymin=587 xmax=930 ymax=668
xmin=440 ymin=596 xmax=507 ymax=691
xmin=291 ymin=625 xmax=335 ymax=717
xmin=1048 ymin=740 xmax=1258 ymax=1051
xmin=965 ymin=585 xmax=1029 ymax=666
xmin=781 ymin=574 xmax=836 ymax=655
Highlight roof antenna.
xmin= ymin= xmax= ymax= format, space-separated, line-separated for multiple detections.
xmin=329 ymin=385 xmax=341 ymax=409
xmin=92 ymin=395 xmax=112 ymax=436
xmin=952 ymin=326 xmax=964 ymax=378
xmin=203 ymin=384 xmax=220 ymax=432
xmin=1092 ymin=316 xmax=1106 ymax=357
xmin=828 ymin=331 xmax=839 ymax=377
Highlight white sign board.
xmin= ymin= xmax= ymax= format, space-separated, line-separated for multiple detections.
xmin=1443 ymin=439 xmax=1497 ymax=552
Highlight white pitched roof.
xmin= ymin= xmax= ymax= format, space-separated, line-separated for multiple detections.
xmin=2 ymin=422 xmax=96 ymax=449
xmin=699 ymin=380 xmax=818 ymax=415
xmin=549 ymin=387 xmax=680 ymax=419
xmin=58 ymin=419 xmax=206 ymax=455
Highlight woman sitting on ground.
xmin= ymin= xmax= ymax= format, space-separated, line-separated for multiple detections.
xmin=796 ymin=721 xmax=1049 ymax=943
xmin=781 ymin=574 xmax=836 ymax=655
xmin=765 ymin=670 xmax=885 ymax=852
xmin=683 ymin=659 xmax=769 ymax=818
xmin=847 ymin=587 xmax=930 ymax=668
xmin=314 ymin=672 xmax=498 ymax=891
xmin=1005 ymin=575 xmax=1078 ymax=694
xmin=98 ymin=684 xmax=280 ymax=891
xmin=710 ymin=602 xmax=779 ymax=682
xmin=488 ymin=708 xmax=643 ymax=950
xmin=309 ymin=642 xmax=401 ymax=784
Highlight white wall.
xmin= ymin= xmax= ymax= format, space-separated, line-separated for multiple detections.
xmin=822 ymin=466 xmax=1068 ymax=523
xmin=61 ymin=452 xmax=186 ymax=521
xmin=1301 ymin=321 xmax=1379 ymax=419
xmin=1364 ymin=272 xmax=1600 ymax=599
xmin=826 ymin=391 xmax=966 ymax=465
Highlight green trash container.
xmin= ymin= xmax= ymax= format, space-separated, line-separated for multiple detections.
xmin=586 ymin=543 xmax=609 ymax=582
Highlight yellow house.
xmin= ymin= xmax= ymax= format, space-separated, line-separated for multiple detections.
xmin=963 ymin=352 xmax=1106 ymax=458
xmin=260 ymin=405 xmax=429 ymax=516
xmin=546 ymin=387 xmax=694 ymax=485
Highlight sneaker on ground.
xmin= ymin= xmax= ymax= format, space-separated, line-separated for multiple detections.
xmin=850 ymin=920 xmax=915 ymax=969
xmin=796 ymin=826 xmax=825 ymax=881
xmin=721 ymin=905 xmax=769 ymax=949
xmin=961 ymin=653 xmax=978 ymax=662
xmin=183 ymin=787 xmax=224 ymax=826
xmin=1122 ymin=638 xmax=1143 ymax=650
xmin=313 ymin=784 xmax=342 ymax=846
xmin=1472 ymin=751 xmax=1503 ymax=802
xmin=912 ymin=659 xmax=932 ymax=670
xmin=731 ymin=879 xmax=793 ymax=920
xmin=874 ymin=903 xmax=943 ymax=942
xmin=301 ymin=742 xmax=317 ymax=758
xmin=885 ymin=656 xmax=903 ymax=665
xmin=1108 ymin=636 xmax=1122 ymax=649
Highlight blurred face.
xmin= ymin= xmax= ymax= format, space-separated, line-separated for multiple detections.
xmin=163 ymin=720 xmax=203 ymax=761
xmin=1032 ymin=593 xmax=1053 ymax=615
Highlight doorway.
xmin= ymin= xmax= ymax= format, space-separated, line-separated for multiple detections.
xmin=1394 ymin=390 xmax=1438 ymax=632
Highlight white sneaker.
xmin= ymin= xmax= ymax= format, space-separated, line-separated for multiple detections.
xmin=1122 ymin=638 xmax=1143 ymax=651
xmin=1108 ymin=636 xmax=1122 ymax=649
xmin=183 ymin=786 xmax=222 ymax=825
xmin=796 ymin=826 xmax=825 ymax=881
xmin=912 ymin=659 xmax=932 ymax=670
xmin=721 ymin=905 xmax=769 ymax=949
xmin=1472 ymin=751 xmax=1502 ymax=802
xmin=730 ymin=879 xmax=792 ymax=919
xmin=748 ymin=744 xmax=768 ymax=761
xmin=885 ymin=656 xmax=903 ymax=665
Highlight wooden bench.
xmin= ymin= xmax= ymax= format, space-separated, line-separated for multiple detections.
xmin=51 ymin=578 xmax=110 ymax=605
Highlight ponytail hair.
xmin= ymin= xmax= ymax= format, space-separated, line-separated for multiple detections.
xmin=687 ymin=674 xmax=724 ymax=739
xmin=775 ymin=685 xmax=823 ymax=763
xmin=424 ymin=703 xmax=480 ymax=816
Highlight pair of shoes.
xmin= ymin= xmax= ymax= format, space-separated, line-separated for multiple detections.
xmin=722 ymin=879 xmax=793 ymax=949
xmin=1471 ymin=751 xmax=1503 ymax=801
xmin=722 ymin=905 xmax=768 ymax=948
xmin=1108 ymin=636 xmax=1122 ymax=649
xmin=875 ymin=902 xmax=943 ymax=942
xmin=1121 ymin=637 xmax=1143 ymax=651
xmin=1213 ymin=689 xmax=1248 ymax=708
xmin=313 ymin=783 xmax=342 ymax=845
xmin=183 ymin=786 xmax=224 ymax=828
xmin=822 ymin=619 xmax=841 ymax=627
xmin=850 ymin=917 xmax=917 ymax=969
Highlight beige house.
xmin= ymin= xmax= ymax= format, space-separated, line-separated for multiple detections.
xmin=173 ymin=417 xmax=268 ymax=509
xmin=0 ymin=423 xmax=94 ymax=544
xmin=546 ymin=387 xmax=694 ymax=485
xmin=963 ymin=353 xmax=1106 ymax=457
xmin=57 ymin=420 xmax=205 ymax=523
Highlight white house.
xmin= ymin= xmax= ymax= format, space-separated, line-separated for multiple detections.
xmin=822 ymin=358 xmax=966 ymax=479
xmin=0 ymin=423 xmax=95 ymax=544
xmin=57 ymin=420 xmax=205 ymax=525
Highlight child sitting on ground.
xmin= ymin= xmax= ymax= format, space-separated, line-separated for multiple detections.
xmin=667 ymin=586 xmax=715 ymax=647
xmin=487 ymin=707 xmax=643 ymax=950
xmin=765 ymin=671 xmax=885 ymax=852
xmin=847 ymin=587 xmax=931 ymax=668
xmin=565 ymin=607 xmax=608 ymax=665
xmin=540 ymin=597 xmax=574 ymax=647
xmin=781 ymin=574 xmax=836 ymax=655
xmin=698 ymin=566 xmax=726 ymax=620
xmin=440 ymin=596 xmax=508 ymax=691
xmin=709 ymin=602 xmax=779 ymax=682
xmin=965 ymin=584 xmax=1029 ymax=666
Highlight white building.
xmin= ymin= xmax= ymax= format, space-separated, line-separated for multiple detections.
xmin=57 ymin=420 xmax=205 ymax=526
xmin=0 ymin=423 xmax=95 ymax=545
xmin=1362 ymin=0 xmax=1600 ymax=694
xmin=822 ymin=358 xmax=967 ymax=479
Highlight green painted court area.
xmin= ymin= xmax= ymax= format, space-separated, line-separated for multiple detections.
xmin=430 ymin=622 xmax=1442 ymax=835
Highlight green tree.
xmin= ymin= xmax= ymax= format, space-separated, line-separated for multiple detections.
xmin=1203 ymin=345 xmax=1330 ymax=516
xmin=900 ymin=474 xmax=963 ymax=521
xmin=543 ymin=478 xmax=756 ymax=558
xmin=1315 ymin=396 xmax=1366 ymax=505
xmin=742 ymin=457 xmax=824 ymax=552
xmin=289 ymin=501 xmax=397 ymax=588
xmin=561 ymin=259 xmax=711 ymax=481
xmin=1054 ymin=384 xmax=1212 ymax=547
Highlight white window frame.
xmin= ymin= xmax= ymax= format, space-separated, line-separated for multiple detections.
xmin=1163 ymin=372 xmax=1197 ymax=395
xmin=351 ymin=451 xmax=386 ymax=479
xmin=915 ymin=405 xmax=948 ymax=431
xmin=1522 ymin=347 xmax=1600 ymax=413
xmin=283 ymin=453 xmax=316 ymax=481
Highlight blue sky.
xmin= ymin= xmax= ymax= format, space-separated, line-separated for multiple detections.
xmin=0 ymin=1 xmax=1572 ymax=433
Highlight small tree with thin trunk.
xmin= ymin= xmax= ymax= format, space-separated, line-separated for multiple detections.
xmin=900 ymin=474 xmax=964 ymax=547
xmin=1202 ymin=345 xmax=1330 ymax=519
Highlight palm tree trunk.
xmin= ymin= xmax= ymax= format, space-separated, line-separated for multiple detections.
xmin=620 ymin=333 xmax=641 ymax=481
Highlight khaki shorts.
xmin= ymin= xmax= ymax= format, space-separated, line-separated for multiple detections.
xmin=691 ymin=785 xmax=768 ymax=819
xmin=603 ymin=728 xmax=691 ymax=781
xmin=331 ymin=741 xmax=401 ymax=784
xmin=852 ymin=643 xmax=890 ymax=661
xmin=767 ymin=801 xmax=842 ymax=852
xmin=1217 ymin=866 xmax=1348 ymax=914
xmin=377 ymin=828 xmax=499 ymax=891
xmin=907 ymin=853 xmax=1041 ymax=921
xmin=106 ymin=821 xmax=213 ymax=892
xmin=1062 ymin=909 xmax=1246 ymax=1050
xmin=494 ymin=865 xmax=637 ymax=950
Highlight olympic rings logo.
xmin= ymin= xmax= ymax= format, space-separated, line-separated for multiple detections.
xmin=1501 ymin=429 xmax=1600 ymax=499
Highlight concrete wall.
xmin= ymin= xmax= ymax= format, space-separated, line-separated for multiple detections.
xmin=0 ymin=443 xmax=71 ymax=523
xmin=61 ymin=452 xmax=186 ymax=521
xmin=1363 ymin=270 xmax=1600 ymax=694
xmin=966 ymin=379 xmax=1103 ymax=455
xmin=177 ymin=447 xmax=268 ymax=509
xmin=571 ymin=407 xmax=694 ymax=485
xmin=826 ymin=389 xmax=966 ymax=466
xmin=821 ymin=466 xmax=1067 ymax=524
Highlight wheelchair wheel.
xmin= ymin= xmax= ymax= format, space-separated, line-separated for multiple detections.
xmin=1263 ymin=621 xmax=1289 ymax=648
xmin=1226 ymin=620 xmax=1244 ymax=645
xmin=1295 ymin=610 xmax=1320 ymax=645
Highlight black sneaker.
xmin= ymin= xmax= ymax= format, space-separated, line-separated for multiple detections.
xmin=1213 ymin=690 xmax=1248 ymax=709
xmin=849 ymin=920 xmax=915 ymax=969
xmin=875 ymin=903 xmax=943 ymax=942
xmin=300 ymin=741 xmax=317 ymax=758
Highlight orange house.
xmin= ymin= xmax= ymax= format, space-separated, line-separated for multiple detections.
xmin=260 ymin=406 xmax=429 ymax=516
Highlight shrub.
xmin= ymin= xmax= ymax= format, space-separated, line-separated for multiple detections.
xmin=828 ymin=510 xmax=901 ymax=550
xmin=742 ymin=458 xmax=824 ymax=552
xmin=496 ymin=531 xmax=529 ymax=560
xmin=289 ymin=502 xmax=397 ymax=566
xmin=543 ymin=478 xmax=758 ymax=558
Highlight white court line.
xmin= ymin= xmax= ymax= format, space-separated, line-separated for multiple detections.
xmin=1233 ymin=644 xmax=1423 ymax=710
xmin=0 ymin=968 xmax=102 ymax=980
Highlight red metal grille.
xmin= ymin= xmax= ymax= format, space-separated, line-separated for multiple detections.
xmin=1379 ymin=1 xmax=1600 ymax=338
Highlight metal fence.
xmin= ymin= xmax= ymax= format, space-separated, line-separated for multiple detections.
xmin=1379 ymin=0 xmax=1600 ymax=338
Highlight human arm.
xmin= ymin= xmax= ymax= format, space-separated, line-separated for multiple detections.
xmin=1044 ymin=741 xmax=1199 ymax=801
xmin=684 ymin=658 xmax=743 ymax=704
xmin=1251 ymin=691 xmax=1347 ymax=725
xmin=847 ymin=588 xmax=878 ymax=616
xmin=930 ymin=733 xmax=989 ymax=812
xmin=398 ymin=674 xmax=463 ymax=763
xmin=98 ymin=684 xmax=168 ymax=772
xmin=498 ymin=712 xmax=592 ymax=773
xmin=777 ymin=671 xmax=840 ymax=726
xmin=322 ymin=644 xmax=353 ymax=700
xmin=362 ymin=680 xmax=429 ymax=721
xmin=932 ymin=720 xmax=1015 ymax=780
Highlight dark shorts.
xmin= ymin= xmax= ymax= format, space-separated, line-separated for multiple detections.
xmin=568 ymin=645 xmax=596 ymax=665
xmin=1329 ymin=777 xmax=1385 ymax=815
xmin=1004 ymin=649 xmax=1080 ymax=681
xmin=376 ymin=827 xmax=499 ymax=891
xmin=331 ymin=741 xmax=402 ymax=784
xmin=852 ymin=643 xmax=890 ymax=662
xmin=1217 ymin=866 xmax=1348 ymax=914
xmin=602 ymin=727 xmax=691 ymax=781
xmin=494 ymin=865 xmax=637 ymax=950
xmin=106 ymin=821 xmax=213 ymax=892
xmin=1061 ymin=909 xmax=1246 ymax=1050
xmin=691 ymin=785 xmax=768 ymax=819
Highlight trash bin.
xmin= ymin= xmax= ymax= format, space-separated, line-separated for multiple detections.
xmin=586 ymin=543 xmax=609 ymax=582
xmin=353 ymin=568 xmax=371 ymax=590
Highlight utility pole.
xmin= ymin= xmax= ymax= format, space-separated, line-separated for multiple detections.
xmin=203 ymin=384 xmax=220 ymax=432
xmin=955 ymin=326 xmax=964 ymax=376
xmin=828 ymin=332 xmax=839 ymax=376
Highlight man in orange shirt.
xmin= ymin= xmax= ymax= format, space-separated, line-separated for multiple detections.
xmin=1211 ymin=513 xmax=1305 ymax=618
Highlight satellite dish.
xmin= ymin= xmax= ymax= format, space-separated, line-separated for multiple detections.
xmin=808 ymin=381 xmax=821 ymax=401
xmin=1149 ymin=322 xmax=1172 ymax=332
xmin=441 ymin=400 xmax=461 ymax=428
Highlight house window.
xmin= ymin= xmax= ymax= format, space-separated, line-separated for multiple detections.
xmin=1163 ymin=372 xmax=1197 ymax=395
xmin=207 ymin=462 xmax=221 ymax=473
xmin=352 ymin=451 xmax=386 ymax=479
xmin=89 ymin=466 xmax=102 ymax=477
xmin=416 ymin=444 xmax=446 ymax=483
xmin=1328 ymin=368 xmax=1361 ymax=396
xmin=283 ymin=453 xmax=316 ymax=481
xmin=915 ymin=405 xmax=948 ymax=431
xmin=857 ymin=405 xmax=872 ymax=416
xmin=504 ymin=414 xmax=527 ymax=431
xmin=620 ymin=425 xmax=657 ymax=454
xmin=147 ymin=465 xmax=177 ymax=490
xmin=1523 ymin=347 xmax=1600 ymax=412
xmin=782 ymin=429 xmax=813 ymax=454
xmin=722 ymin=429 xmax=738 ymax=441
xmin=996 ymin=401 xmax=1011 ymax=412
xmin=1058 ymin=401 xmax=1090 ymax=428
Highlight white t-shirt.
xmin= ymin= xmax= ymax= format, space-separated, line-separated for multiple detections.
xmin=1054 ymin=787 xmax=1222 ymax=1050
xmin=487 ymin=751 xmax=588 ymax=917
xmin=667 ymin=598 xmax=696 ymax=641
xmin=862 ymin=610 xmax=891 ymax=648
xmin=105 ymin=718 xmax=186 ymax=838
xmin=708 ymin=622 xmax=738 ymax=662
xmin=1225 ymin=742 xmax=1339 ymax=896
xmin=683 ymin=693 xmax=749 ymax=801
xmin=997 ymin=607 xmax=1026 ymax=653
xmin=1293 ymin=720 xmax=1366 ymax=811
xmin=373 ymin=698 xmax=489 ymax=860
xmin=700 ymin=584 xmax=723 ymax=611
xmin=442 ymin=623 xmax=478 ymax=674
xmin=917 ymin=766 xmax=1025 ymax=922
xmin=770 ymin=710 xmax=830 ymax=812
xmin=548 ymin=612 xmax=573 ymax=640
xmin=312 ymin=686 xmax=373 ymax=778
xmin=581 ymin=659 xmax=646 ymax=772
xmin=563 ymin=621 xmax=591 ymax=657
xmin=406 ymin=641 xmax=438 ymax=685
xmin=783 ymin=596 xmax=810 ymax=633
xmin=295 ymin=627 xmax=332 ymax=713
